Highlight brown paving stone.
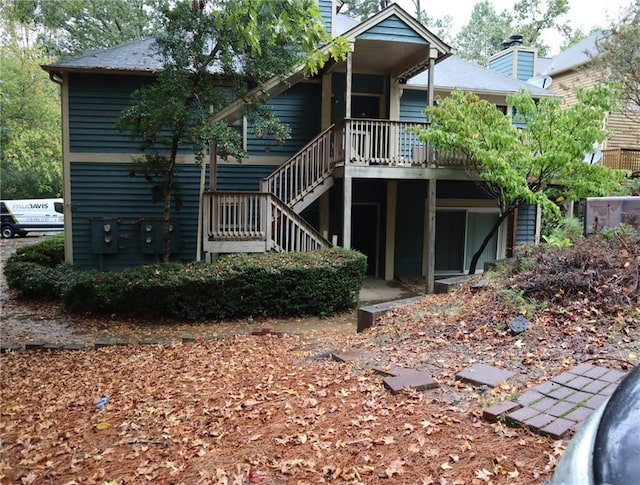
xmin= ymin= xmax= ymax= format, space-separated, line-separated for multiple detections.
xmin=541 ymin=418 xmax=577 ymax=439
xmin=456 ymin=363 xmax=517 ymax=387
xmin=330 ymin=350 xmax=375 ymax=363
xmin=599 ymin=369 xmax=627 ymax=383
xmin=517 ymin=390 xmax=545 ymax=406
xmin=506 ymin=407 xmax=540 ymax=424
xmin=547 ymin=385 xmax=576 ymax=400
xmin=582 ymin=379 xmax=610 ymax=394
xmin=565 ymin=390 xmax=594 ymax=404
xmin=568 ymin=363 xmax=595 ymax=375
xmin=564 ymin=375 xmax=594 ymax=390
xmin=600 ymin=383 xmax=619 ymax=396
xmin=525 ymin=413 xmax=556 ymax=431
xmin=383 ymin=372 xmax=439 ymax=394
xmin=531 ymin=397 xmax=557 ymax=412
xmin=534 ymin=380 xmax=564 ymax=396
xmin=564 ymin=406 xmax=595 ymax=423
xmin=483 ymin=401 xmax=521 ymax=422
xmin=583 ymin=366 xmax=610 ymax=379
xmin=372 ymin=365 xmax=412 ymax=377
xmin=583 ymin=394 xmax=608 ymax=410
xmin=551 ymin=372 xmax=579 ymax=385
xmin=546 ymin=401 xmax=578 ymax=418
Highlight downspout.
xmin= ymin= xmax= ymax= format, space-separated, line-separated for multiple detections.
xmin=50 ymin=71 xmax=74 ymax=264
xmin=196 ymin=143 xmax=209 ymax=261
xmin=343 ymin=44 xmax=354 ymax=248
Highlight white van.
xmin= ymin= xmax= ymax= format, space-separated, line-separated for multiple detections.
xmin=0 ymin=198 xmax=64 ymax=238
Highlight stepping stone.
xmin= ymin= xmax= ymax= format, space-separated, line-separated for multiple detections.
xmin=94 ymin=338 xmax=129 ymax=348
xmin=483 ymin=401 xmax=522 ymax=422
xmin=456 ymin=363 xmax=517 ymax=387
xmin=24 ymin=341 xmax=47 ymax=350
xmin=383 ymin=371 xmax=439 ymax=394
xmin=139 ymin=338 xmax=171 ymax=346
xmin=0 ymin=343 xmax=22 ymax=353
xmin=483 ymin=364 xmax=627 ymax=438
xmin=330 ymin=349 xmax=375 ymax=363
xmin=63 ymin=343 xmax=86 ymax=351
xmin=372 ymin=364 xmax=414 ymax=377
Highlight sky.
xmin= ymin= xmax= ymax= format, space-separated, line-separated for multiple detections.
xmin=396 ymin=0 xmax=634 ymax=55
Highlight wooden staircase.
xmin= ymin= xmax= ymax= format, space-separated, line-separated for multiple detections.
xmin=202 ymin=125 xmax=339 ymax=255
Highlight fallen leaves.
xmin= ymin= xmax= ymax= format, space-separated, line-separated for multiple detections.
xmin=0 ymin=336 xmax=563 ymax=484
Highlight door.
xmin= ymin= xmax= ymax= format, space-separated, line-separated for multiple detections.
xmin=435 ymin=210 xmax=466 ymax=273
xmin=352 ymin=95 xmax=381 ymax=119
xmin=351 ymin=204 xmax=379 ymax=276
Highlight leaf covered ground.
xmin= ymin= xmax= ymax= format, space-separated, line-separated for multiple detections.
xmin=1 ymin=234 xmax=639 ymax=484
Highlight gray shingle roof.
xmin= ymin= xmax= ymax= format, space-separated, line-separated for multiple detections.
xmin=407 ymin=55 xmax=551 ymax=96
xmin=44 ymin=37 xmax=163 ymax=72
xmin=542 ymin=31 xmax=603 ymax=75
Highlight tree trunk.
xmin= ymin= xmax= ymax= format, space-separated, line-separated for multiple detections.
xmin=163 ymin=144 xmax=179 ymax=262
xmin=467 ymin=209 xmax=513 ymax=275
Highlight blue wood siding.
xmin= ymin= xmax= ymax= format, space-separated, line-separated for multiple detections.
xmin=489 ymin=51 xmax=513 ymax=77
xmin=247 ymin=83 xmax=321 ymax=158
xmin=400 ymin=89 xmax=428 ymax=121
xmin=68 ymin=74 xmax=152 ymax=153
xmin=216 ymin=164 xmax=280 ymax=191
xmin=516 ymin=50 xmax=534 ymax=81
xmin=68 ymin=73 xmax=232 ymax=154
xmin=357 ymin=15 xmax=427 ymax=44
xmin=69 ymin=161 xmax=205 ymax=270
xmin=516 ymin=203 xmax=537 ymax=244
xmin=319 ymin=0 xmax=333 ymax=35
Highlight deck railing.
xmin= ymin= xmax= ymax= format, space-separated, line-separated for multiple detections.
xmin=334 ymin=119 xmax=469 ymax=168
xmin=261 ymin=124 xmax=337 ymax=209
xmin=203 ymin=191 xmax=330 ymax=253
xmin=602 ymin=148 xmax=640 ymax=173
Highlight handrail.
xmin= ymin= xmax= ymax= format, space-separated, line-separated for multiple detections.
xmin=261 ymin=123 xmax=337 ymax=208
xmin=203 ymin=191 xmax=330 ymax=252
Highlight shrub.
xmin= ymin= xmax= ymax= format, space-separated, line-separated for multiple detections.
xmin=5 ymin=238 xmax=367 ymax=320
xmin=10 ymin=233 xmax=64 ymax=267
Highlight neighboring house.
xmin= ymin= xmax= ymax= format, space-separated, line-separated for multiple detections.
xmin=42 ymin=2 xmax=552 ymax=289
xmin=540 ymin=31 xmax=640 ymax=173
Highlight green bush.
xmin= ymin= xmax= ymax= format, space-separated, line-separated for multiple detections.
xmin=10 ymin=233 xmax=64 ymax=267
xmin=4 ymin=238 xmax=366 ymax=320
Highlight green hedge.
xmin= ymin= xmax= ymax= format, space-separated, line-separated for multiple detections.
xmin=4 ymin=237 xmax=366 ymax=320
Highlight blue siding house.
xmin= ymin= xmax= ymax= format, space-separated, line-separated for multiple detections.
xmin=42 ymin=1 xmax=550 ymax=289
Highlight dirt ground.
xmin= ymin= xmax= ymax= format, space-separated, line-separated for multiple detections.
xmin=1 ymin=234 xmax=638 ymax=484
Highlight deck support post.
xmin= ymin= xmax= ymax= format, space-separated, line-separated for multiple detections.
xmin=427 ymin=47 xmax=437 ymax=165
xmin=346 ymin=46 xmax=353 ymax=119
xmin=385 ymin=181 xmax=397 ymax=280
xmin=343 ymin=173 xmax=352 ymax=248
xmin=425 ymin=178 xmax=436 ymax=293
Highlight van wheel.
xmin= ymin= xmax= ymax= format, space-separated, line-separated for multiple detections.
xmin=1 ymin=225 xmax=15 ymax=239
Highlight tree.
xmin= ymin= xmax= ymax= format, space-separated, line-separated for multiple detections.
xmin=455 ymin=0 xmax=574 ymax=65
xmin=416 ymin=85 xmax=627 ymax=274
xmin=511 ymin=0 xmax=571 ymax=56
xmin=454 ymin=1 xmax=512 ymax=66
xmin=593 ymin=2 xmax=640 ymax=111
xmin=118 ymin=0 xmax=348 ymax=261
xmin=338 ymin=0 xmax=390 ymax=20
xmin=1 ymin=0 xmax=165 ymax=58
xmin=0 ymin=8 xmax=62 ymax=199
